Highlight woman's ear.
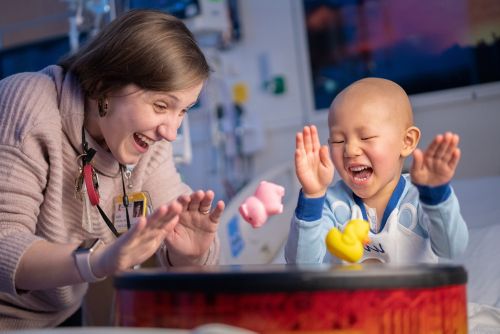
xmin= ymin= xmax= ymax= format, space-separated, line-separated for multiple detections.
xmin=401 ymin=126 xmax=420 ymax=158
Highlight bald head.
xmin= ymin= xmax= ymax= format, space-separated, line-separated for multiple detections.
xmin=329 ymin=78 xmax=413 ymax=130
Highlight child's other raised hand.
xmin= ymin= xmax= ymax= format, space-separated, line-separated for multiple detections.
xmin=411 ymin=132 xmax=461 ymax=186
xmin=295 ymin=125 xmax=334 ymax=198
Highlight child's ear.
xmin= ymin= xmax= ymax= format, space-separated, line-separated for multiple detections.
xmin=401 ymin=126 xmax=420 ymax=158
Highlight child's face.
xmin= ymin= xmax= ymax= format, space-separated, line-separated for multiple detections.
xmin=328 ymin=91 xmax=409 ymax=206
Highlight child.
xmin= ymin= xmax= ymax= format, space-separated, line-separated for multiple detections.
xmin=285 ymin=78 xmax=468 ymax=264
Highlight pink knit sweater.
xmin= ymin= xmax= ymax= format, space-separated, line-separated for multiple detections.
xmin=0 ymin=65 xmax=219 ymax=329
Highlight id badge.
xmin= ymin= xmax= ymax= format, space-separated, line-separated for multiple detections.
xmin=113 ymin=192 xmax=152 ymax=234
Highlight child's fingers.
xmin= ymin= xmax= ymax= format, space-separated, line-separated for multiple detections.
xmin=411 ymin=148 xmax=424 ymax=173
xmin=422 ymin=132 xmax=459 ymax=160
xmin=451 ymin=133 xmax=460 ymax=147
xmin=437 ymin=133 xmax=461 ymax=163
xmin=437 ymin=142 xmax=455 ymax=163
xmin=424 ymin=134 xmax=443 ymax=159
xmin=311 ymin=125 xmax=321 ymax=152
xmin=447 ymin=148 xmax=461 ymax=170
xmin=296 ymin=132 xmax=304 ymax=152
xmin=319 ymin=145 xmax=332 ymax=168
xmin=303 ymin=126 xmax=313 ymax=153
xmin=433 ymin=132 xmax=455 ymax=159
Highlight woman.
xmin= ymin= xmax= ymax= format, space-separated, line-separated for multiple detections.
xmin=0 ymin=9 xmax=224 ymax=328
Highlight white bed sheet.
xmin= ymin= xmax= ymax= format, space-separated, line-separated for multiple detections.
xmin=452 ymin=175 xmax=500 ymax=307
xmin=469 ymin=303 xmax=500 ymax=333
xmin=452 ymin=175 xmax=500 ymax=331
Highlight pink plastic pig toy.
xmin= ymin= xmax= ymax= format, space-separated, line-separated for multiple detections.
xmin=239 ymin=181 xmax=285 ymax=228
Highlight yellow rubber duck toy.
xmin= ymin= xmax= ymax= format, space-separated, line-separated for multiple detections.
xmin=325 ymin=219 xmax=371 ymax=263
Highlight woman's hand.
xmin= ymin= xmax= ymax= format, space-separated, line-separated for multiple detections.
xmin=411 ymin=132 xmax=461 ymax=186
xmin=92 ymin=200 xmax=182 ymax=277
xmin=295 ymin=125 xmax=334 ymax=198
xmin=164 ymin=190 xmax=225 ymax=265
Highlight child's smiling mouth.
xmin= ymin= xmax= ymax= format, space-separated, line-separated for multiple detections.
xmin=348 ymin=165 xmax=373 ymax=183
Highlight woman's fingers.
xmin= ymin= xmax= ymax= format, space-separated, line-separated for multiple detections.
xmin=187 ymin=190 xmax=204 ymax=212
xmin=147 ymin=201 xmax=181 ymax=230
xmin=208 ymin=200 xmax=225 ymax=224
xmin=198 ymin=190 xmax=214 ymax=214
xmin=104 ymin=201 xmax=184 ymax=273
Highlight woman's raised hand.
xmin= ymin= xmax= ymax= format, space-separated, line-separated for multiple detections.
xmin=92 ymin=200 xmax=182 ymax=276
xmin=164 ymin=190 xmax=225 ymax=265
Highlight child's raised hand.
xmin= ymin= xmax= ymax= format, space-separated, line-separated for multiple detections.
xmin=295 ymin=125 xmax=334 ymax=197
xmin=410 ymin=132 xmax=461 ymax=186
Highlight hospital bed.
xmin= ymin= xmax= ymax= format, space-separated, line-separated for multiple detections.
xmin=218 ymin=170 xmax=500 ymax=332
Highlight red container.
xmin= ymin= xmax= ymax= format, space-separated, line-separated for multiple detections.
xmin=114 ymin=264 xmax=467 ymax=333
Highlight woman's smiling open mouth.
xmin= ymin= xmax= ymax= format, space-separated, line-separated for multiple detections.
xmin=134 ymin=132 xmax=154 ymax=150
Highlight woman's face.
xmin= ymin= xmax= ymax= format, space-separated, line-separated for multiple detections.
xmin=86 ymin=82 xmax=203 ymax=165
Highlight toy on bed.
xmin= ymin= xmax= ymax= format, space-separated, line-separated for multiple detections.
xmin=238 ymin=181 xmax=285 ymax=228
xmin=326 ymin=219 xmax=371 ymax=263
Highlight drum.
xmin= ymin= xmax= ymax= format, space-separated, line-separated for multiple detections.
xmin=114 ymin=264 xmax=467 ymax=333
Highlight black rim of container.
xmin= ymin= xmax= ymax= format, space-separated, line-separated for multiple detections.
xmin=113 ymin=264 xmax=467 ymax=293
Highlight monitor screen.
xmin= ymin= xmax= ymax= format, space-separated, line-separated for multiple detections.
xmin=303 ymin=0 xmax=500 ymax=110
xmin=128 ymin=0 xmax=200 ymax=19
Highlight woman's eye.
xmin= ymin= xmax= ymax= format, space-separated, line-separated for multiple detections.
xmin=154 ymin=103 xmax=168 ymax=111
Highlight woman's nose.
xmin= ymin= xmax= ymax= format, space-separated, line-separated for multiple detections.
xmin=157 ymin=123 xmax=179 ymax=142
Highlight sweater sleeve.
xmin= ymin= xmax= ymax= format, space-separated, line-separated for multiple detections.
xmin=0 ymin=73 xmax=57 ymax=295
xmin=0 ymin=145 xmax=48 ymax=295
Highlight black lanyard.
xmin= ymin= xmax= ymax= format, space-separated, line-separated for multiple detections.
xmin=81 ymin=126 xmax=130 ymax=237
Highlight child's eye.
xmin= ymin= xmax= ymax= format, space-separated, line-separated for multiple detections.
xmin=328 ymin=139 xmax=344 ymax=144
xmin=361 ymin=136 xmax=376 ymax=141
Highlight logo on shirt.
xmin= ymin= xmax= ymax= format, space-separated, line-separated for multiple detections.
xmin=364 ymin=243 xmax=385 ymax=254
